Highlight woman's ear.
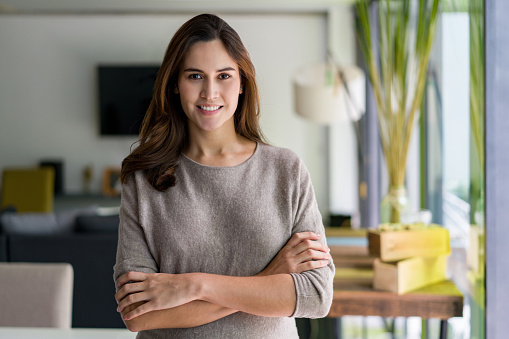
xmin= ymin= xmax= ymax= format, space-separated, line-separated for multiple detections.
xmin=173 ymin=84 xmax=179 ymax=94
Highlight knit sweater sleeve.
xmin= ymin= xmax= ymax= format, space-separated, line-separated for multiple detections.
xmin=289 ymin=159 xmax=335 ymax=319
xmin=113 ymin=173 xmax=158 ymax=290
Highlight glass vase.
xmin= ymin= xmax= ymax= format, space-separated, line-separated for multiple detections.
xmin=380 ymin=185 xmax=410 ymax=224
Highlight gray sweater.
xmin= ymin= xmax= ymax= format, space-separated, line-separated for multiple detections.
xmin=114 ymin=143 xmax=335 ymax=338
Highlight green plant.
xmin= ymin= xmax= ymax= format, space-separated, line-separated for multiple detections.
xmin=355 ymin=0 xmax=441 ymax=222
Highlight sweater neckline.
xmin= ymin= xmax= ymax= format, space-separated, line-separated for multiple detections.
xmin=181 ymin=142 xmax=260 ymax=169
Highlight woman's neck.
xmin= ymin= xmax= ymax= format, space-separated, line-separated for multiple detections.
xmin=185 ymin=125 xmax=256 ymax=167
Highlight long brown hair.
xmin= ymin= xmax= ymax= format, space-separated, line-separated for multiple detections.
xmin=121 ymin=14 xmax=266 ymax=191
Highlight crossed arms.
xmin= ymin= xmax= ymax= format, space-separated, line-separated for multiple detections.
xmin=114 ymin=232 xmax=332 ymax=332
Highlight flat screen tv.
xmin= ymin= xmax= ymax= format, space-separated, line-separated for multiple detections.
xmin=98 ymin=65 xmax=160 ymax=136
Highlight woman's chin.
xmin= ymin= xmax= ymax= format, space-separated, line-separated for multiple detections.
xmin=189 ymin=116 xmax=235 ymax=134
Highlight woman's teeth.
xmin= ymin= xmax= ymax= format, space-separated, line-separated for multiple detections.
xmin=199 ymin=106 xmax=221 ymax=111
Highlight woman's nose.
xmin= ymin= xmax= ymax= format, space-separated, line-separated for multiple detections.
xmin=200 ymin=80 xmax=219 ymax=100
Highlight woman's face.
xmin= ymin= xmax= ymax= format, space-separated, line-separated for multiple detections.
xmin=177 ymin=39 xmax=242 ymax=134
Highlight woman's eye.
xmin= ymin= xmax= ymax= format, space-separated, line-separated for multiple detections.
xmin=188 ymin=74 xmax=202 ymax=80
xmin=218 ymin=74 xmax=231 ymax=80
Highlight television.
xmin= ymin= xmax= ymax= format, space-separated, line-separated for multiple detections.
xmin=98 ymin=65 xmax=160 ymax=136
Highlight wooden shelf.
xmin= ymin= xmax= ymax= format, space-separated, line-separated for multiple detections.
xmin=330 ymin=280 xmax=463 ymax=319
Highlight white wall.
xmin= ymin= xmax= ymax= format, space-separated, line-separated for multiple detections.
xmin=0 ymin=13 xmax=336 ymax=212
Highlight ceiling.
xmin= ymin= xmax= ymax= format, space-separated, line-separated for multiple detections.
xmin=0 ymin=0 xmax=354 ymax=14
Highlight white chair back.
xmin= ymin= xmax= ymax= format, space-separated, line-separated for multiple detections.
xmin=0 ymin=262 xmax=73 ymax=328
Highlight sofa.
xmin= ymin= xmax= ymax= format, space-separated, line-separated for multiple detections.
xmin=0 ymin=208 xmax=124 ymax=328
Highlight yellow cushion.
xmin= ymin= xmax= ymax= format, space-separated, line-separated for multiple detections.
xmin=1 ymin=167 xmax=55 ymax=213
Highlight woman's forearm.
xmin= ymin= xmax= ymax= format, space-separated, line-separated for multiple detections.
xmin=116 ymin=232 xmax=329 ymax=330
xmin=195 ymin=273 xmax=296 ymax=317
xmin=121 ymin=273 xmax=295 ymax=332
xmin=118 ymin=272 xmax=296 ymax=324
xmin=122 ymin=301 xmax=237 ymax=332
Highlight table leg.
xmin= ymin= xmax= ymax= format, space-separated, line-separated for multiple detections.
xmin=439 ymin=319 xmax=448 ymax=339
xmin=333 ymin=317 xmax=342 ymax=339
xmin=382 ymin=317 xmax=395 ymax=338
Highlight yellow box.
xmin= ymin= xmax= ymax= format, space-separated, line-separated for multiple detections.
xmin=373 ymin=255 xmax=448 ymax=294
xmin=368 ymin=225 xmax=450 ymax=262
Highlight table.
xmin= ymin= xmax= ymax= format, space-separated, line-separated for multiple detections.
xmin=326 ymin=231 xmax=464 ymax=339
xmin=0 ymin=327 xmax=135 ymax=339
xmin=330 ymin=279 xmax=463 ymax=339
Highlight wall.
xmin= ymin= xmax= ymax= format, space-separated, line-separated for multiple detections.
xmin=0 ymin=13 xmax=337 ymax=212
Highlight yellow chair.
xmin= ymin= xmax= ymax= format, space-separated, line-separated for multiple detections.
xmin=1 ymin=167 xmax=55 ymax=212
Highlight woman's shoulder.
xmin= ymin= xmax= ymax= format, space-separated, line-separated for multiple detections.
xmin=258 ymin=143 xmax=299 ymax=160
xmin=122 ymin=169 xmax=155 ymax=193
xmin=257 ymin=143 xmax=302 ymax=164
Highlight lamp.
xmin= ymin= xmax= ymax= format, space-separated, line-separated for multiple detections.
xmin=293 ymin=62 xmax=365 ymax=124
xmin=293 ymin=61 xmax=366 ymax=227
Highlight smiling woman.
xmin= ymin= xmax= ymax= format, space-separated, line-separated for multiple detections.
xmin=177 ymin=40 xmax=242 ymax=138
xmin=120 ymin=14 xmax=263 ymax=190
xmin=114 ymin=14 xmax=334 ymax=338
xmin=176 ymin=40 xmax=256 ymax=167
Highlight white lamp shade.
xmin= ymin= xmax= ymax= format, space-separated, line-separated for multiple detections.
xmin=293 ymin=63 xmax=366 ymax=124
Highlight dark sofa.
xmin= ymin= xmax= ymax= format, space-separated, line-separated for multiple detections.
xmin=0 ymin=211 xmax=124 ymax=328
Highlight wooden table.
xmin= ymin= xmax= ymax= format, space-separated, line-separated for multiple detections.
xmin=326 ymin=230 xmax=464 ymax=339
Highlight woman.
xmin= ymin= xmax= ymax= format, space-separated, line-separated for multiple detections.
xmin=114 ymin=13 xmax=335 ymax=338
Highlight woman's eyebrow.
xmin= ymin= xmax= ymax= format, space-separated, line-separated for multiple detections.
xmin=183 ymin=67 xmax=237 ymax=73
xmin=217 ymin=67 xmax=237 ymax=72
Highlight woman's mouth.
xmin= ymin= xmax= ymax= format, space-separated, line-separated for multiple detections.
xmin=197 ymin=105 xmax=223 ymax=115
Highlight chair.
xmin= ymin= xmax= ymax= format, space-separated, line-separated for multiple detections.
xmin=1 ymin=167 xmax=55 ymax=212
xmin=0 ymin=262 xmax=74 ymax=328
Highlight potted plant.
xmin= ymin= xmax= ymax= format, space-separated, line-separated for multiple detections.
xmin=355 ymin=0 xmax=441 ymax=223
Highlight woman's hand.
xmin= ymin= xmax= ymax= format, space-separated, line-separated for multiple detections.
xmin=115 ymin=271 xmax=199 ymax=320
xmin=258 ymin=232 xmax=331 ymax=276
